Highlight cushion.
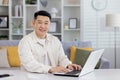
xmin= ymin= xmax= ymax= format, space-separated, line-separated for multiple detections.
xmin=70 ymin=46 xmax=93 ymax=62
xmin=70 ymin=46 xmax=100 ymax=69
xmin=62 ymin=41 xmax=92 ymax=59
xmin=73 ymin=48 xmax=92 ymax=67
xmin=0 ymin=48 xmax=10 ymax=68
xmin=7 ymin=46 xmax=21 ymax=67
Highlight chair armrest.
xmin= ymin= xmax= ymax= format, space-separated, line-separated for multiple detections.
xmin=99 ymin=57 xmax=110 ymax=69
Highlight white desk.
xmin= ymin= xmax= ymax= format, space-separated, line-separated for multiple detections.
xmin=0 ymin=69 xmax=120 ymax=80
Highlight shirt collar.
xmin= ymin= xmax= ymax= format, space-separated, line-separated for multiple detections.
xmin=32 ymin=31 xmax=52 ymax=45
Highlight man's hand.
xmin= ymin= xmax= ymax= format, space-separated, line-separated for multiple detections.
xmin=67 ymin=64 xmax=82 ymax=70
xmin=48 ymin=66 xmax=69 ymax=73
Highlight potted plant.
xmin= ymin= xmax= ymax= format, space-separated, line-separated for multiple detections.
xmin=12 ymin=21 xmax=23 ymax=34
xmin=26 ymin=0 xmax=37 ymax=4
xmin=25 ymin=0 xmax=30 ymax=4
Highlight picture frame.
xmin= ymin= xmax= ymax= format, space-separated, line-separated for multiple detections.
xmin=0 ymin=15 xmax=8 ymax=28
xmin=69 ymin=18 xmax=77 ymax=29
xmin=49 ymin=21 xmax=57 ymax=32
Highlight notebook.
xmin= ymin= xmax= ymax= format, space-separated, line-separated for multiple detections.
xmin=53 ymin=49 xmax=104 ymax=77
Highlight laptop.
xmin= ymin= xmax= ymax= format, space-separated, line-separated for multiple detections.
xmin=53 ymin=49 xmax=104 ymax=77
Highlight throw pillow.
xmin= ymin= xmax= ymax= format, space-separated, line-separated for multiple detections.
xmin=73 ymin=48 xmax=101 ymax=69
xmin=70 ymin=46 xmax=76 ymax=62
xmin=7 ymin=46 xmax=21 ymax=67
xmin=70 ymin=46 xmax=93 ymax=62
xmin=0 ymin=48 xmax=10 ymax=68
xmin=73 ymin=48 xmax=92 ymax=67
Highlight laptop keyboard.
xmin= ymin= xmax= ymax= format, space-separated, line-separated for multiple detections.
xmin=53 ymin=70 xmax=82 ymax=77
xmin=66 ymin=70 xmax=81 ymax=75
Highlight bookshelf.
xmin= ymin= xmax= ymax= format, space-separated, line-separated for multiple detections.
xmin=0 ymin=0 xmax=81 ymax=41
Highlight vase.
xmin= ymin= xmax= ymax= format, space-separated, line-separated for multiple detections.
xmin=16 ymin=28 xmax=21 ymax=34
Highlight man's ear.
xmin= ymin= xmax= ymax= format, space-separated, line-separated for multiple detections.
xmin=31 ymin=20 xmax=35 ymax=27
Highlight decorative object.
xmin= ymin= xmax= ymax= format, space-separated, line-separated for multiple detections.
xmin=0 ymin=15 xmax=8 ymax=28
xmin=12 ymin=20 xmax=23 ymax=34
xmin=2 ymin=0 xmax=8 ymax=5
xmin=15 ymin=5 xmax=23 ymax=17
xmin=40 ymin=0 xmax=48 ymax=7
xmin=49 ymin=21 xmax=57 ymax=32
xmin=106 ymin=14 xmax=120 ymax=68
xmin=25 ymin=0 xmax=36 ymax=4
xmin=64 ymin=25 xmax=69 ymax=30
xmin=50 ymin=8 xmax=58 ymax=18
xmin=29 ymin=0 xmax=36 ymax=4
xmin=92 ymin=0 xmax=108 ymax=11
xmin=69 ymin=18 xmax=77 ymax=29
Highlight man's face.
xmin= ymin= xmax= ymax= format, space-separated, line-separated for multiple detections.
xmin=33 ymin=15 xmax=51 ymax=38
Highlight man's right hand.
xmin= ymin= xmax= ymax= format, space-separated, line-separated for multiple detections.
xmin=48 ymin=66 xmax=69 ymax=73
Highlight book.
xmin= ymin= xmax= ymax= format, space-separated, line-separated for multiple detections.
xmin=15 ymin=5 xmax=23 ymax=17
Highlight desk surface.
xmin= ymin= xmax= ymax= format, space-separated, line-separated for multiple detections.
xmin=0 ymin=69 xmax=120 ymax=80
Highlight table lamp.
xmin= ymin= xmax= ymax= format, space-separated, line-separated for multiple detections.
xmin=106 ymin=14 xmax=120 ymax=68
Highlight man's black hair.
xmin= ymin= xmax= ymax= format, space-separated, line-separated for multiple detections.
xmin=34 ymin=10 xmax=51 ymax=20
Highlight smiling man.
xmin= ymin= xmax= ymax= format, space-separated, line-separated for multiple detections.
xmin=18 ymin=10 xmax=81 ymax=74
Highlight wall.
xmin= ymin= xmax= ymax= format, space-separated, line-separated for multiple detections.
xmin=81 ymin=0 xmax=120 ymax=68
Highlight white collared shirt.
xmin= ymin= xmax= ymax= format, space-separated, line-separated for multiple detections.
xmin=38 ymin=38 xmax=50 ymax=66
xmin=18 ymin=31 xmax=71 ymax=73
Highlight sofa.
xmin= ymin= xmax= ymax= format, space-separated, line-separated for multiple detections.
xmin=0 ymin=40 xmax=110 ymax=69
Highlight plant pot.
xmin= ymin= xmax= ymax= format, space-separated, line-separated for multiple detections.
xmin=16 ymin=28 xmax=21 ymax=34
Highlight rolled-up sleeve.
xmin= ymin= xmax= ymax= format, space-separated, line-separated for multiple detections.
xmin=57 ymin=40 xmax=72 ymax=67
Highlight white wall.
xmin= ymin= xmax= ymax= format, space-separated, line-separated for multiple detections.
xmin=81 ymin=0 xmax=120 ymax=68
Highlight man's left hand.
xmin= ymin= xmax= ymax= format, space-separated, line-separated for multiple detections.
xmin=67 ymin=64 xmax=82 ymax=70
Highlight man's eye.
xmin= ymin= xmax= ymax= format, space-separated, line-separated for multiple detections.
xmin=38 ymin=22 xmax=42 ymax=24
xmin=45 ymin=23 xmax=48 ymax=25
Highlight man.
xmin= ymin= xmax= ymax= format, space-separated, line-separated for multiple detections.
xmin=18 ymin=10 xmax=81 ymax=73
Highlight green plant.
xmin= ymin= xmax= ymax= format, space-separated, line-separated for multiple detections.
xmin=0 ymin=35 xmax=8 ymax=40
xmin=26 ymin=0 xmax=30 ymax=4
xmin=26 ymin=0 xmax=37 ymax=4
xmin=12 ymin=20 xmax=23 ymax=29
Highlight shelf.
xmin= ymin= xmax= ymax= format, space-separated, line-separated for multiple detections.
xmin=0 ymin=0 xmax=81 ymax=41
xmin=11 ymin=16 xmax=23 ymax=19
xmin=64 ymin=5 xmax=80 ymax=7
xmin=64 ymin=28 xmax=80 ymax=31
xmin=49 ymin=33 xmax=61 ymax=35
xmin=25 ymin=4 xmax=37 ymax=7
xmin=11 ymin=33 xmax=23 ymax=36
xmin=26 ymin=28 xmax=34 ymax=30
xmin=0 ymin=4 xmax=8 ymax=7
xmin=52 ymin=17 xmax=62 ymax=19
xmin=0 ymin=28 xmax=9 ymax=30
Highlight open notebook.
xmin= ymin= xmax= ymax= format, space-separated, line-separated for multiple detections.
xmin=53 ymin=49 xmax=104 ymax=77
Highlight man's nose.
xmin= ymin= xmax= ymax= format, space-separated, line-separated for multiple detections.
xmin=40 ymin=23 xmax=45 ymax=28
